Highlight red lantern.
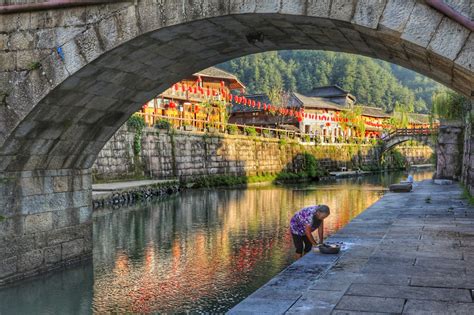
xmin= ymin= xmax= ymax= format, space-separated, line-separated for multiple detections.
xmin=169 ymin=102 xmax=176 ymax=109
xmin=194 ymin=105 xmax=200 ymax=113
xmin=252 ymin=100 xmax=256 ymax=107
xmin=193 ymin=87 xmax=197 ymax=94
xmin=181 ymin=84 xmax=186 ymax=92
xmin=297 ymin=117 xmax=303 ymax=122
xmin=142 ymin=104 xmax=147 ymax=109
xmin=220 ymin=80 xmax=225 ymax=87
xmin=196 ymin=75 xmax=202 ymax=83
xmin=247 ymin=99 xmax=252 ymax=106
xmin=229 ymin=94 xmax=233 ymax=101
xmin=325 ymin=122 xmax=331 ymax=127
xmin=257 ymin=101 xmax=261 ymax=109
xmin=173 ymin=84 xmax=179 ymax=91
xmin=206 ymin=88 xmax=210 ymax=96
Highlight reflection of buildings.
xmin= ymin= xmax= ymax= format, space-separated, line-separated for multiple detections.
xmin=91 ymin=181 xmax=399 ymax=313
xmin=139 ymin=67 xmax=246 ymax=128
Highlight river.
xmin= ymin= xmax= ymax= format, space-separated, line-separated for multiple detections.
xmin=0 ymin=169 xmax=433 ymax=314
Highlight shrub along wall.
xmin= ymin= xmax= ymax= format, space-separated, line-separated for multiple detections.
xmin=92 ymin=127 xmax=433 ymax=182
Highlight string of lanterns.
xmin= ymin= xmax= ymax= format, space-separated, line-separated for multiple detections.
xmin=144 ymin=77 xmax=392 ymax=128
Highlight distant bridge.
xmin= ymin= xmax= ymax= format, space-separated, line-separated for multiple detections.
xmin=381 ymin=128 xmax=438 ymax=153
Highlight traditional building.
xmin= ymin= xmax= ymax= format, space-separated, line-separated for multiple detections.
xmin=305 ymin=85 xmax=356 ymax=107
xmin=228 ymin=94 xmax=299 ymax=131
xmin=140 ymin=67 xmax=245 ymax=128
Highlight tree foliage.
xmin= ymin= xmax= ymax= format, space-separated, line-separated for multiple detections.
xmin=219 ymin=51 xmax=442 ymax=113
xmin=431 ymin=89 xmax=468 ymax=121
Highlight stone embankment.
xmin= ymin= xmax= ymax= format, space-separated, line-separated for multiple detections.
xmin=230 ymin=180 xmax=474 ymax=314
xmin=92 ymin=179 xmax=181 ymax=210
xmin=92 ymin=126 xmax=433 ymax=182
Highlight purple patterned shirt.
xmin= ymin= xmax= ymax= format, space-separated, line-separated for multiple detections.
xmin=290 ymin=205 xmax=320 ymax=236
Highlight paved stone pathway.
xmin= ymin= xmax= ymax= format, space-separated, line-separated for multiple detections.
xmin=229 ymin=180 xmax=474 ymax=314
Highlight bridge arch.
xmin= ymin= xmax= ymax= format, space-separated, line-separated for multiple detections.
xmin=0 ymin=0 xmax=472 ymax=172
xmin=0 ymin=0 xmax=472 ymax=284
xmin=380 ymin=128 xmax=438 ymax=153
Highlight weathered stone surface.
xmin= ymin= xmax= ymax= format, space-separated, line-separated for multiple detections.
xmin=428 ymin=17 xmax=470 ymax=61
xmin=335 ymin=295 xmax=405 ymax=313
xmin=44 ymin=245 xmax=62 ymax=264
xmin=329 ymin=0 xmax=356 ymax=22
xmin=351 ymin=0 xmax=386 ymax=29
xmin=24 ymin=212 xmax=53 ymax=234
xmin=401 ymin=3 xmax=443 ymax=47
xmin=18 ymin=249 xmax=43 ymax=272
xmin=61 ymin=238 xmax=84 ymax=260
xmin=379 ymin=0 xmax=416 ymax=33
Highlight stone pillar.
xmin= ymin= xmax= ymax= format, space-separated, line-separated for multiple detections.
xmin=0 ymin=169 xmax=92 ymax=286
xmin=461 ymin=106 xmax=474 ymax=195
xmin=435 ymin=121 xmax=464 ymax=180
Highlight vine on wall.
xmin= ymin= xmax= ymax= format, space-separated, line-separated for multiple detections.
xmin=127 ymin=114 xmax=146 ymax=156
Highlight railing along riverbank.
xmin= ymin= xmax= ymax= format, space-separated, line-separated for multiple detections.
xmin=135 ymin=112 xmax=383 ymax=145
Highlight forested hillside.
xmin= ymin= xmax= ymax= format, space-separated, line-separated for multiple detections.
xmin=219 ymin=51 xmax=442 ymax=114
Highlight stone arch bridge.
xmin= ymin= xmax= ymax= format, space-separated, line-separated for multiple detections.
xmin=380 ymin=128 xmax=438 ymax=153
xmin=0 ymin=0 xmax=472 ymax=283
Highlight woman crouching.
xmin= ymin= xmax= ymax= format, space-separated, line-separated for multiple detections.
xmin=290 ymin=205 xmax=330 ymax=259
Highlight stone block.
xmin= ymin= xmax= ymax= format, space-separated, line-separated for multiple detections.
xmin=401 ymin=3 xmax=443 ymax=47
xmin=351 ymin=0 xmax=386 ymax=29
xmin=379 ymin=0 xmax=416 ymax=33
xmin=0 ymin=256 xmax=17 ymax=278
xmin=18 ymin=249 xmax=43 ymax=272
xmin=428 ymin=17 xmax=470 ymax=61
xmin=335 ymin=295 xmax=405 ymax=313
xmin=44 ymin=245 xmax=62 ymax=264
xmin=404 ymin=300 xmax=474 ymax=314
xmin=346 ymin=283 xmax=471 ymax=302
xmin=10 ymin=31 xmax=35 ymax=50
xmin=61 ymin=238 xmax=84 ymax=260
xmin=53 ymin=175 xmax=71 ymax=193
xmin=24 ymin=212 xmax=53 ymax=234
xmin=454 ymin=33 xmax=474 ymax=73
xmin=329 ymin=0 xmax=356 ymax=22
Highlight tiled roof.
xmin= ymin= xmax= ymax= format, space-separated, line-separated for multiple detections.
xmin=359 ymin=106 xmax=392 ymax=118
xmin=291 ymin=92 xmax=343 ymax=111
xmin=407 ymin=113 xmax=432 ymax=124
xmin=306 ymin=85 xmax=356 ymax=101
xmin=194 ymin=67 xmax=245 ymax=89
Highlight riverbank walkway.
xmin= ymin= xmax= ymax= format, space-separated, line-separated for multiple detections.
xmin=92 ymin=179 xmax=175 ymax=196
xmin=229 ymin=180 xmax=474 ymax=314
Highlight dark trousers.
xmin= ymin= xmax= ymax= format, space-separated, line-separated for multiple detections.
xmin=292 ymin=233 xmax=312 ymax=254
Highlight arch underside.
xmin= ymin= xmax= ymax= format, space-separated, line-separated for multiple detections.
xmin=0 ymin=1 xmax=472 ymax=172
xmin=383 ymin=137 xmax=436 ymax=153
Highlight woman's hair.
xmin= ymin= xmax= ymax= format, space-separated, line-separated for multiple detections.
xmin=317 ymin=205 xmax=330 ymax=215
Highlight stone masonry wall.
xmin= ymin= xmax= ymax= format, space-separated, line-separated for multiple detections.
xmin=92 ymin=127 xmax=434 ymax=181
xmin=436 ymin=121 xmax=464 ymax=180
xmin=0 ymin=169 xmax=92 ymax=285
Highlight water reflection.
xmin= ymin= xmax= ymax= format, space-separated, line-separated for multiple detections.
xmin=0 ymin=169 xmax=433 ymax=314
xmin=91 ymin=170 xmax=432 ymax=313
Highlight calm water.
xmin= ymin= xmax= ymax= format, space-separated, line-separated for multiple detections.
xmin=0 ymin=170 xmax=433 ymax=314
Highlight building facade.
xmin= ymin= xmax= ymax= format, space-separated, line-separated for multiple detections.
xmin=140 ymin=67 xmax=245 ymax=129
